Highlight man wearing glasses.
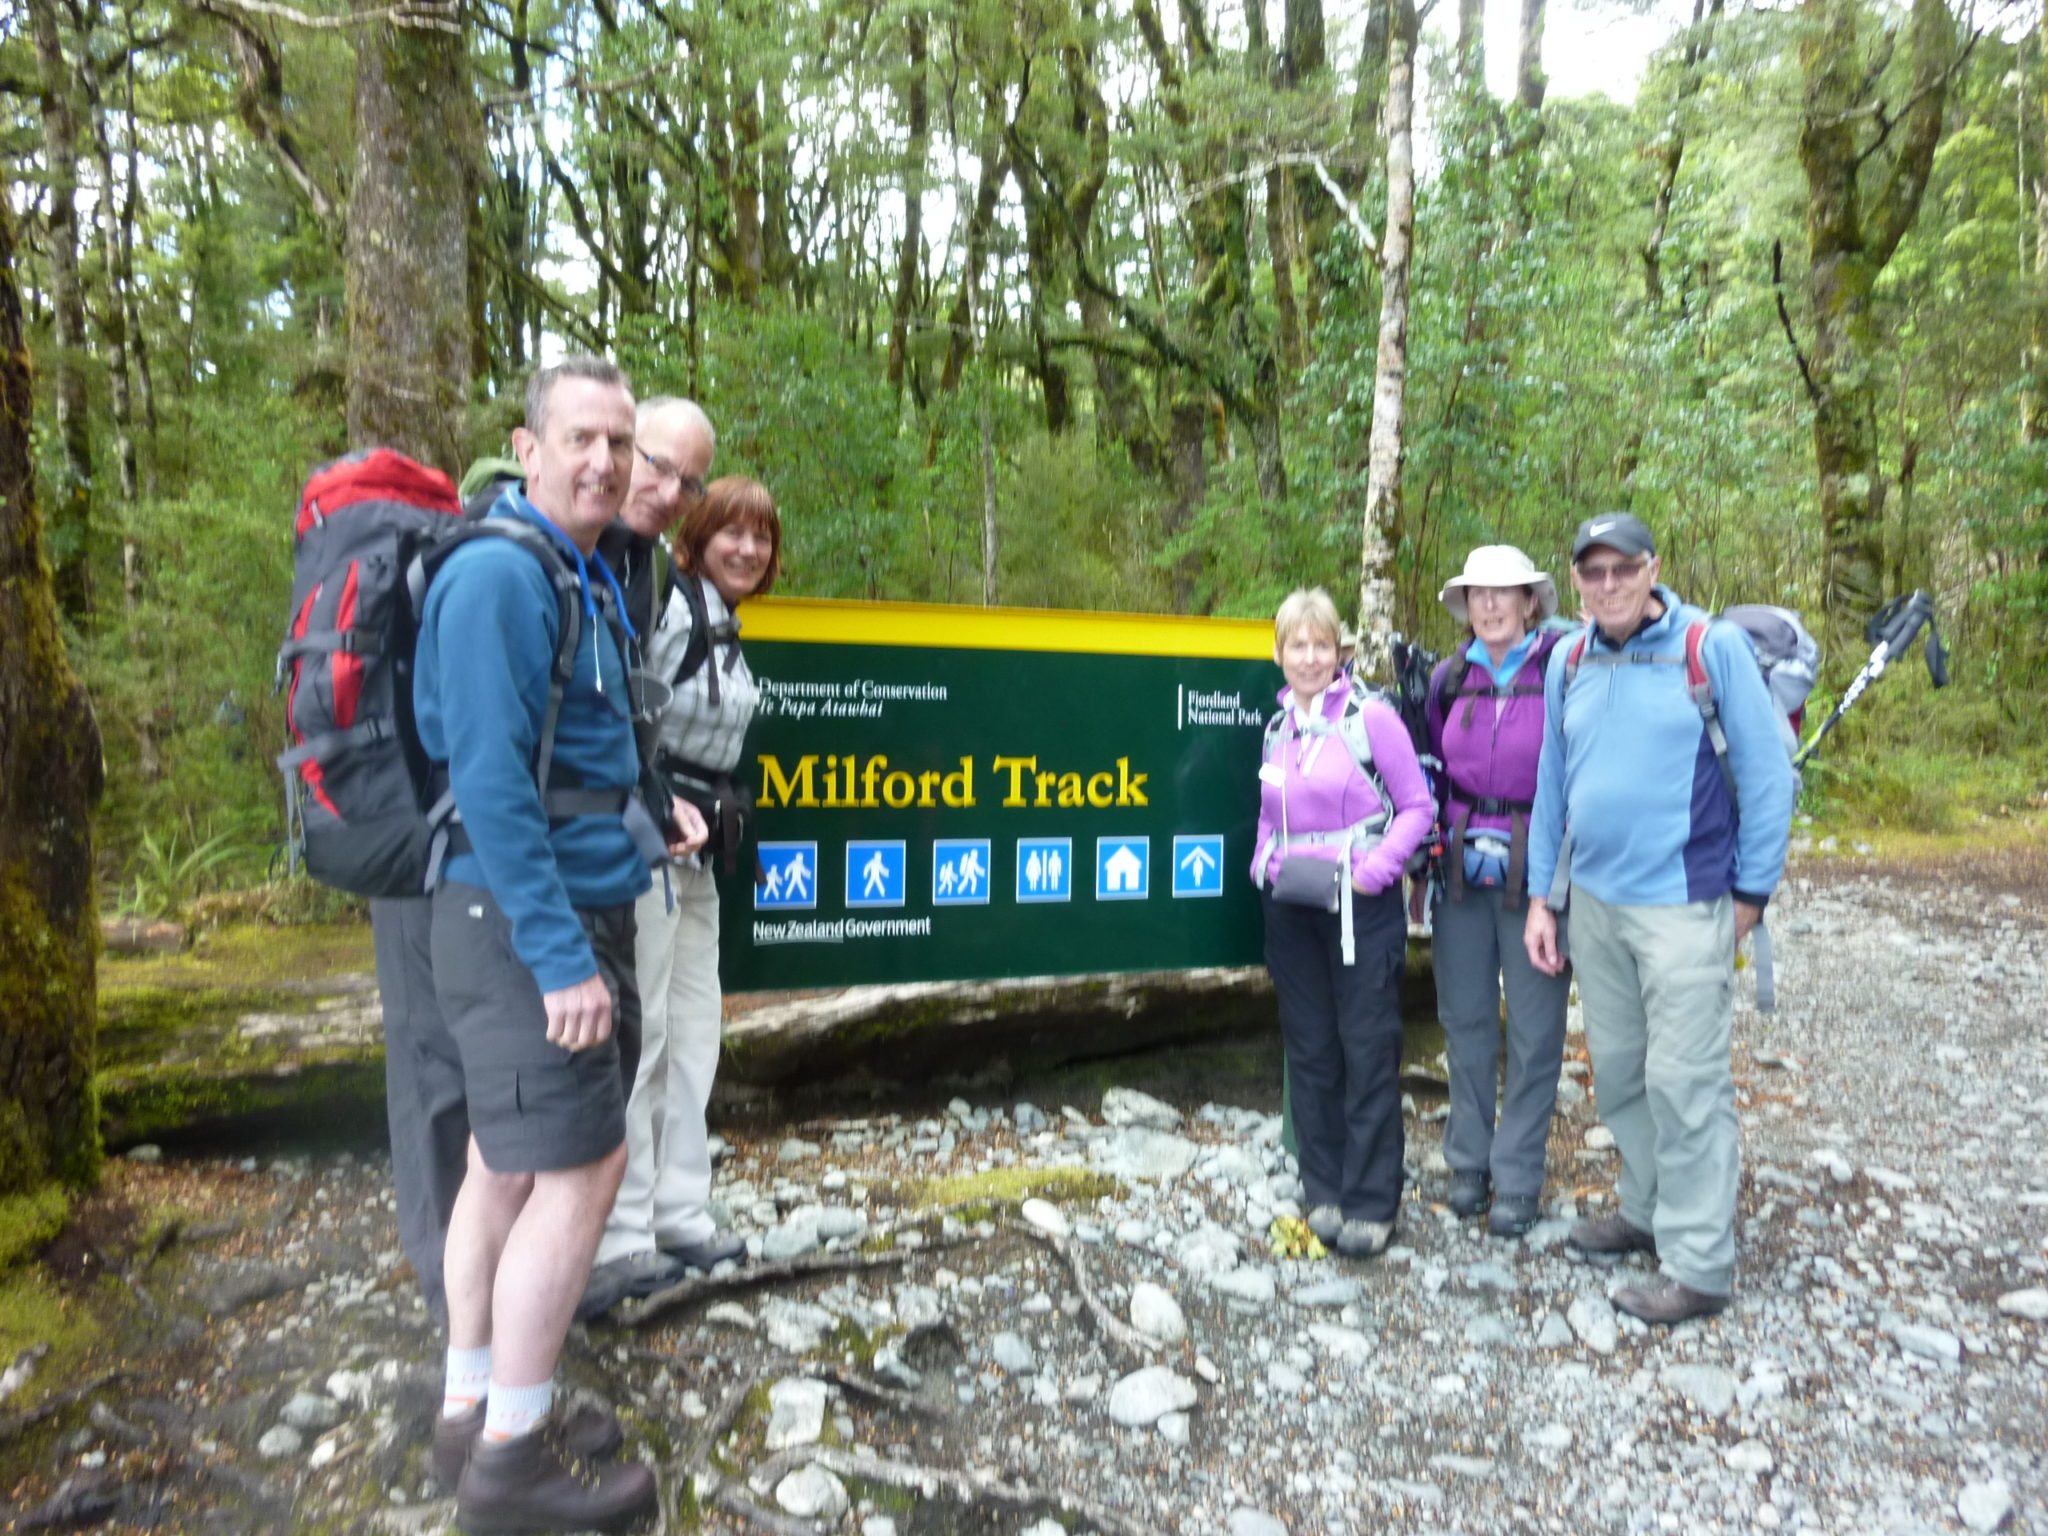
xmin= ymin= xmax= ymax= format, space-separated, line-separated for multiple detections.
xmin=601 ymin=396 xmax=716 ymax=637
xmin=1522 ymin=513 xmax=1794 ymax=1326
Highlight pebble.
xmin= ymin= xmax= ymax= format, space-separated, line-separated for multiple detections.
xmin=1956 ymin=1479 xmax=2013 ymax=1533
xmin=991 ymin=1332 xmax=1037 ymax=1373
xmin=1995 ymin=1287 xmax=2048 ymax=1321
xmin=1266 ymin=1362 xmax=1308 ymax=1393
xmin=126 ymin=1144 xmax=163 ymax=1164
xmin=704 ymin=1302 xmax=755 ymax=1331
xmin=1584 ymin=1126 xmax=1616 ymax=1151
xmin=1290 ymin=1277 xmax=1360 ymax=1308
xmin=777 ymin=1138 xmax=821 ymax=1162
xmin=1101 ymin=1086 xmax=1181 ymax=1130
xmin=1535 ymin=1310 xmax=1575 ymax=1349
xmin=862 ymin=1517 xmax=899 ymax=1536
xmin=1524 ymin=1422 xmax=1573 ymax=1451
xmin=1228 ymin=1511 xmax=1288 ymax=1536
xmin=774 ymin=1464 xmax=849 ymax=1519
xmin=1463 ymin=1313 xmax=1516 ymax=1349
xmin=1157 ymin=1410 xmax=1191 ymax=1445
xmin=1306 ymin=1324 xmax=1373 ymax=1364
xmin=279 ymin=1393 xmax=342 ymax=1432
xmin=1566 ymin=1294 xmax=1619 ymax=1355
xmin=1208 ymin=1268 xmax=1277 ymax=1304
xmin=1194 ymin=1355 xmax=1220 ymax=1384
xmin=1725 ymin=1439 xmax=1775 ymax=1476
xmin=1427 ymin=1453 xmax=1493 ymax=1478
xmin=1020 ymin=1199 xmax=1069 ymax=1238
xmin=1889 ymin=1320 xmax=1962 ymax=1365
xmin=1660 ymin=1363 xmax=1739 ymax=1418
xmin=1130 ymin=1281 xmax=1187 ymax=1344
xmin=256 ymin=1425 xmax=303 ymax=1459
xmin=1094 ymin=1128 xmax=1201 ymax=1180
xmin=765 ymin=1378 xmax=827 ymax=1451
xmin=1107 ymin=1366 xmax=1197 ymax=1427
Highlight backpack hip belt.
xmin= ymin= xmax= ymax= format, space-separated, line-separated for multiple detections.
xmin=654 ymin=749 xmax=757 ymax=877
xmin=1442 ymin=776 xmax=1536 ymax=910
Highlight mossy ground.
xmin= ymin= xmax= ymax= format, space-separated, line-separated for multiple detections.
xmin=894 ymin=1163 xmax=1124 ymax=1213
xmin=0 ymin=1185 xmax=70 ymax=1271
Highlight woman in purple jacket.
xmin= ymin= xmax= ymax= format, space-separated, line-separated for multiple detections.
xmin=1254 ymin=588 xmax=1434 ymax=1258
xmin=1425 ymin=546 xmax=1573 ymax=1238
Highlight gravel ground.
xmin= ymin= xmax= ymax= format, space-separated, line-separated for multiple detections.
xmin=4 ymin=860 xmax=2044 ymax=1535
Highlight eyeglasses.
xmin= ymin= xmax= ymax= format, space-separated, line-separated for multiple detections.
xmin=1577 ymin=556 xmax=1649 ymax=587
xmin=637 ymin=448 xmax=705 ymax=502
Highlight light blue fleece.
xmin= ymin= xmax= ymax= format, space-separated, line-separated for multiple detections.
xmin=414 ymin=494 xmax=650 ymax=991
xmin=1463 ymin=630 xmax=1541 ymax=690
xmin=1526 ymin=587 xmax=1795 ymax=909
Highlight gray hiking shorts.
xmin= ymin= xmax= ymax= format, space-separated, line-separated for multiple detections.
xmin=430 ymin=881 xmax=638 ymax=1175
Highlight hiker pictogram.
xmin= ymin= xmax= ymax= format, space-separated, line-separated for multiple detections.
xmin=754 ymin=843 xmax=819 ymax=910
xmin=844 ymin=840 xmax=906 ymax=909
xmin=933 ymin=839 xmax=992 ymax=906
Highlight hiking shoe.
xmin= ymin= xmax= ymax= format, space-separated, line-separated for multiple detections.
xmin=576 ymin=1250 xmax=687 ymax=1322
xmin=658 ymin=1229 xmax=747 ymax=1272
xmin=456 ymin=1417 xmax=655 ymax=1533
xmin=1334 ymin=1219 xmax=1395 ymax=1259
xmin=1488 ymin=1194 xmax=1542 ymax=1238
xmin=1304 ymin=1205 xmax=1343 ymax=1244
xmin=1567 ymin=1213 xmax=1657 ymax=1259
xmin=432 ymin=1401 xmax=624 ymax=1493
xmin=1613 ymin=1277 xmax=1730 ymax=1327
xmin=1446 ymin=1170 xmax=1491 ymax=1218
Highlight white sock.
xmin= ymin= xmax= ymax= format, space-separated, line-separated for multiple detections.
xmin=481 ymin=1377 xmax=553 ymax=1442
xmin=442 ymin=1344 xmax=491 ymax=1418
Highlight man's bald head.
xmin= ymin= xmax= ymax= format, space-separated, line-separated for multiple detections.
xmin=619 ymin=398 xmax=717 ymax=539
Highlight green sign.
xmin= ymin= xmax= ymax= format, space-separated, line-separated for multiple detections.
xmin=718 ymin=598 xmax=1279 ymax=991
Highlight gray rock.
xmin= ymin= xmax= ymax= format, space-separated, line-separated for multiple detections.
xmin=1535 ymin=1311 xmax=1575 ymax=1349
xmin=1130 ymin=1282 xmax=1187 ymax=1344
xmin=1306 ymin=1324 xmax=1373 ymax=1364
xmin=1290 ymin=1277 xmax=1360 ymax=1308
xmin=1566 ymin=1294 xmax=1619 ymax=1355
xmin=1157 ymin=1409 xmax=1191 ymax=1446
xmin=126 ymin=1144 xmax=163 ymax=1165
xmin=765 ymin=1378 xmax=828 ymax=1451
xmin=1266 ymin=1362 xmax=1308 ymax=1393
xmin=256 ymin=1424 xmax=303 ymax=1459
xmin=1101 ymin=1086 xmax=1182 ymax=1130
xmin=1995 ymin=1287 xmax=2048 ymax=1321
xmin=1383 ymin=1478 xmax=1444 ymax=1508
xmin=1021 ymin=1198 xmax=1070 ymax=1237
xmin=1175 ymin=1225 xmax=1243 ymax=1276
xmin=1463 ymin=1313 xmax=1516 ymax=1350
xmin=1427 ymin=1454 xmax=1495 ymax=1479
xmin=1957 ymin=1479 xmax=2013 ymax=1533
xmin=1201 ymin=1146 xmax=1267 ymax=1186
xmin=1660 ymin=1364 xmax=1739 ymax=1418
xmin=279 ymin=1393 xmax=342 ymax=1432
xmin=872 ymin=1344 xmax=920 ymax=1390
xmin=760 ymin=1298 xmax=836 ymax=1353
xmin=816 ymin=1208 xmax=868 ymax=1242
xmin=1065 ymin=1373 xmax=1102 ymax=1404
xmin=863 ymin=1517 xmax=900 ymax=1536
xmin=1890 ymin=1320 xmax=1962 ymax=1365
xmin=1461 ymin=1261 xmax=1517 ymax=1293
xmin=761 ymin=1217 xmax=822 ymax=1263
xmin=1725 ymin=1440 xmax=1775 ymax=1476
xmin=704 ymin=1301 xmax=756 ymax=1331
xmin=1095 ymin=1128 xmax=1201 ymax=1181
xmin=1013 ymin=1102 xmax=1047 ymax=1133
xmin=1107 ymin=1366 xmax=1198 ymax=1427
xmin=1524 ymin=1423 xmax=1573 ymax=1452
xmin=777 ymin=1138 xmax=822 ymax=1162
xmin=991 ymin=1331 xmax=1038 ymax=1374
xmin=1228 ymin=1511 xmax=1288 ymax=1536
xmin=1208 ymin=1267 xmax=1278 ymax=1304
xmin=774 ymin=1464 xmax=849 ymax=1520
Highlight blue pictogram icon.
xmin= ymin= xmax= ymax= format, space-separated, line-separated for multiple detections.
xmin=1095 ymin=836 xmax=1151 ymax=901
xmin=933 ymin=839 xmax=992 ymax=906
xmin=845 ymin=840 xmax=907 ymax=909
xmin=1172 ymin=834 xmax=1226 ymax=898
xmin=1016 ymin=838 xmax=1072 ymax=903
xmin=755 ymin=842 xmax=819 ymax=910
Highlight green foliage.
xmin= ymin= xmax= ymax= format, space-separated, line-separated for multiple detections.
xmin=113 ymin=831 xmax=255 ymax=923
xmin=0 ymin=1186 xmax=70 ymax=1273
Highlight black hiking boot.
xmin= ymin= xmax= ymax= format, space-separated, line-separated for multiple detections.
xmin=1446 ymin=1170 xmax=1491 ymax=1218
xmin=432 ymin=1400 xmax=624 ymax=1493
xmin=455 ymin=1416 xmax=654 ymax=1533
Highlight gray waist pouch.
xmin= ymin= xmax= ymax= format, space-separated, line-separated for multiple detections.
xmin=1270 ymin=853 xmax=1343 ymax=912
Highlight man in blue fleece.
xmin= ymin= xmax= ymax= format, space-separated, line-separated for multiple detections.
xmin=414 ymin=357 xmax=705 ymax=1530
xmin=1523 ymin=514 xmax=1795 ymax=1326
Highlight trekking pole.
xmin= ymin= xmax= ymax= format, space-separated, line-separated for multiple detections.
xmin=1792 ymin=590 xmax=1947 ymax=770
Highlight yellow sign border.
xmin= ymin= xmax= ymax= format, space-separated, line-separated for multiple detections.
xmin=740 ymin=595 xmax=1277 ymax=661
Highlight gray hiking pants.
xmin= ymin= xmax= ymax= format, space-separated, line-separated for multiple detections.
xmin=1434 ymin=885 xmax=1570 ymax=1199
xmin=1571 ymin=886 xmax=1738 ymax=1296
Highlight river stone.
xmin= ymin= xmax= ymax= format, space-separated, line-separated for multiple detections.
xmin=766 ymin=1378 xmax=828 ymax=1451
xmin=1463 ymin=1313 xmax=1516 ymax=1349
xmin=1201 ymin=1146 xmax=1267 ymax=1186
xmin=816 ymin=1208 xmax=867 ymax=1242
xmin=1584 ymin=1126 xmax=1616 ymax=1151
xmin=705 ymin=1302 xmax=756 ymax=1331
xmin=1957 ymin=1479 xmax=2013 ymax=1533
xmin=1567 ymin=1294 xmax=1619 ymax=1355
xmin=1108 ymin=1366 xmax=1198 ymax=1427
xmin=1461 ymin=1261 xmax=1518 ymax=1293
xmin=761 ymin=1298 xmax=835 ymax=1353
xmin=775 ymin=1464 xmax=849 ymax=1520
xmin=1995 ymin=1287 xmax=2048 ymax=1321
xmin=1266 ymin=1362 xmax=1308 ymax=1394
xmin=863 ymin=1518 xmax=899 ymax=1536
xmin=256 ymin=1424 xmax=303 ymax=1459
xmin=1725 ymin=1440 xmax=1775 ymax=1476
xmin=1535 ymin=1311 xmax=1575 ymax=1349
xmin=279 ymin=1392 xmax=342 ymax=1432
xmin=1428 ymin=1454 xmax=1494 ymax=1479
xmin=762 ymin=1216 xmax=822 ymax=1263
xmin=1101 ymin=1087 xmax=1181 ymax=1130
xmin=1660 ymin=1364 xmax=1738 ymax=1418
xmin=1525 ymin=1422 xmax=1573 ymax=1452
xmin=1208 ymin=1267 xmax=1277 ymax=1304
xmin=1177 ymin=1226 xmax=1243 ymax=1276
xmin=777 ymin=1138 xmax=822 ymax=1162
xmin=1229 ymin=1510 xmax=1288 ymax=1536
xmin=1158 ymin=1410 xmax=1191 ymax=1445
xmin=991 ymin=1332 xmax=1037 ymax=1374
xmin=1890 ymin=1320 xmax=1962 ymax=1364
xmin=1096 ymin=1128 xmax=1201 ymax=1181
xmin=1307 ymin=1324 xmax=1373 ymax=1365
xmin=1131 ymin=1281 xmax=1187 ymax=1344
xmin=1020 ymin=1198 xmax=1069 ymax=1238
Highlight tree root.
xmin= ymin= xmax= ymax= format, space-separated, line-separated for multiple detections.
xmin=797 ymin=1362 xmax=944 ymax=1420
xmin=806 ymin=1445 xmax=1163 ymax=1536
xmin=615 ymin=1235 xmax=973 ymax=1328
xmin=0 ymin=1372 xmax=125 ymax=1444
xmin=1015 ymin=1222 xmax=1160 ymax=1362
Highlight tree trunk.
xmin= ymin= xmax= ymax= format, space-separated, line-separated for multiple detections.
xmin=346 ymin=5 xmax=479 ymax=477
xmin=1798 ymin=0 xmax=1953 ymax=650
xmin=1642 ymin=0 xmax=1721 ymax=307
xmin=85 ymin=67 xmax=138 ymax=504
xmin=729 ymin=77 xmax=765 ymax=306
xmin=2029 ymin=0 xmax=2048 ymax=445
xmin=935 ymin=102 xmax=1008 ymax=399
xmin=887 ymin=12 xmax=927 ymax=397
xmin=30 ymin=0 xmax=93 ymax=620
xmin=979 ymin=380 xmax=999 ymax=604
xmin=1166 ymin=393 xmax=1208 ymax=613
xmin=1457 ymin=0 xmax=1485 ymax=85
xmin=1358 ymin=0 xmax=1419 ymax=672
xmin=0 ymin=194 xmax=105 ymax=1195
xmin=1283 ymin=0 xmax=1336 ymax=338
xmin=121 ymin=3 xmax=158 ymax=495
xmin=1515 ymin=0 xmax=1547 ymax=112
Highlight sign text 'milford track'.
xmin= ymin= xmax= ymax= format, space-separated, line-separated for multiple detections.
xmin=756 ymin=754 xmax=1150 ymax=810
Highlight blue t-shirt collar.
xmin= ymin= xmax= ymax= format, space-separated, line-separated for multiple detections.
xmin=492 ymin=489 xmax=638 ymax=643
xmin=1463 ymin=629 xmax=1540 ymax=688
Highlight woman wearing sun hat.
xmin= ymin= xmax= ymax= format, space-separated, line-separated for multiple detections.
xmin=1425 ymin=544 xmax=1574 ymax=1238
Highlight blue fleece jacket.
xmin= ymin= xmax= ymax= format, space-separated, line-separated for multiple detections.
xmin=414 ymin=494 xmax=650 ymax=990
xmin=1526 ymin=586 xmax=1795 ymax=910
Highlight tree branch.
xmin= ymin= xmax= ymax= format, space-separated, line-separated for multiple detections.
xmin=187 ymin=0 xmax=460 ymax=34
xmin=1772 ymin=238 xmax=1823 ymax=405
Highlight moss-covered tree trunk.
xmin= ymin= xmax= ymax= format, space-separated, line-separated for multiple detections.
xmin=1798 ymin=0 xmax=1953 ymax=654
xmin=346 ymin=6 xmax=478 ymax=476
xmin=0 ymin=196 xmax=105 ymax=1195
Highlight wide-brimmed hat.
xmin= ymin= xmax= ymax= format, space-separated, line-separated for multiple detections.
xmin=1438 ymin=544 xmax=1559 ymax=623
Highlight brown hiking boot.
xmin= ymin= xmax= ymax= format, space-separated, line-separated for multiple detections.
xmin=1567 ymin=1212 xmax=1657 ymax=1258
xmin=432 ymin=1401 xmax=625 ymax=1493
xmin=448 ymin=1414 xmax=647 ymax=1532
xmin=1614 ymin=1277 xmax=1730 ymax=1326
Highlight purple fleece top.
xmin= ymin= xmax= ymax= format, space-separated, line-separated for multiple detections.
xmin=1424 ymin=630 xmax=1559 ymax=841
xmin=1252 ymin=678 xmax=1435 ymax=895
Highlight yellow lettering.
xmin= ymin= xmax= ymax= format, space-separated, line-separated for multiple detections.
xmin=1117 ymin=756 xmax=1149 ymax=806
xmin=992 ymin=756 xmax=1035 ymax=808
xmin=882 ymin=771 xmax=915 ymax=809
xmin=1034 ymin=769 xmax=1060 ymax=807
xmin=859 ymin=755 xmax=888 ymax=807
xmin=1086 ymin=771 xmax=1113 ymax=808
xmin=1056 ymin=773 xmax=1085 ymax=808
xmin=942 ymin=757 xmax=974 ymax=807
xmin=917 ymin=769 xmax=942 ymax=805
xmin=758 ymin=754 xmax=817 ymax=809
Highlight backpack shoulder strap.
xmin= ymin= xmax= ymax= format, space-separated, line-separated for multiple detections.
xmin=1685 ymin=619 xmax=1739 ymax=814
xmin=666 ymin=570 xmax=715 ymax=692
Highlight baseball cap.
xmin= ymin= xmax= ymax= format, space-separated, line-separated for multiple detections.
xmin=1571 ymin=513 xmax=1656 ymax=562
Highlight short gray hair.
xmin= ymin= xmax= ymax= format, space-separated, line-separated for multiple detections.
xmin=637 ymin=395 xmax=716 ymax=454
xmin=526 ymin=356 xmax=630 ymax=436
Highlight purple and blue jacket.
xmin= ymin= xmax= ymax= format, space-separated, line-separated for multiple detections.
xmin=1426 ymin=629 xmax=1561 ymax=896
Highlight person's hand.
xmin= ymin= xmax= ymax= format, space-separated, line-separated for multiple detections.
xmin=1525 ymin=898 xmax=1564 ymax=976
xmin=1733 ymin=899 xmax=1763 ymax=953
xmin=667 ymin=798 xmax=709 ymax=859
xmin=544 ymin=973 xmax=613 ymax=1051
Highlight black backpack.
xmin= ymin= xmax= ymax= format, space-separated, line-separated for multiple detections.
xmin=275 ymin=449 xmax=599 ymax=898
